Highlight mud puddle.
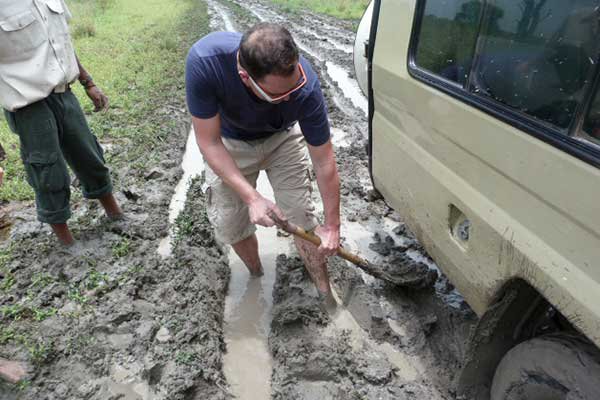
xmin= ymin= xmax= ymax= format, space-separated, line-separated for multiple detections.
xmin=222 ymin=173 xmax=291 ymax=400
xmin=325 ymin=62 xmax=368 ymax=114
xmin=325 ymin=293 xmax=425 ymax=385
xmin=179 ymin=7 xmax=284 ymax=399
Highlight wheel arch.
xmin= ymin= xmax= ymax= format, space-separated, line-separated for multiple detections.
xmin=456 ymin=277 xmax=597 ymax=400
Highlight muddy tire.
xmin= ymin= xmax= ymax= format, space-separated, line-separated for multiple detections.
xmin=490 ymin=334 xmax=600 ymax=400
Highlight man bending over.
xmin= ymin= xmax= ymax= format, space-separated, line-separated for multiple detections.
xmin=185 ymin=23 xmax=340 ymax=302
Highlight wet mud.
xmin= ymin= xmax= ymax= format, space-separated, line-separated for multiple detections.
xmin=0 ymin=96 xmax=231 ymax=399
xmin=270 ymin=255 xmax=441 ymax=399
xmin=1 ymin=0 xmax=477 ymax=399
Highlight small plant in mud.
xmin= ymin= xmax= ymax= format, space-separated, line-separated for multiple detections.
xmin=85 ymin=269 xmax=109 ymax=290
xmin=31 ymin=273 xmax=55 ymax=289
xmin=0 ymin=271 xmax=15 ymax=292
xmin=1 ymin=304 xmax=57 ymax=322
xmin=65 ymin=334 xmax=97 ymax=355
xmin=127 ymin=264 xmax=144 ymax=276
xmin=67 ymin=287 xmax=89 ymax=305
xmin=116 ymin=264 xmax=144 ymax=285
xmin=0 ymin=244 xmax=14 ymax=268
xmin=175 ymin=351 xmax=197 ymax=365
xmin=16 ymin=379 xmax=31 ymax=391
xmin=25 ymin=339 xmax=54 ymax=365
xmin=112 ymin=237 xmax=131 ymax=258
xmin=0 ymin=304 xmax=27 ymax=321
xmin=0 ymin=326 xmax=15 ymax=345
xmin=0 ymin=245 xmax=15 ymax=292
xmin=32 ymin=307 xmax=57 ymax=322
xmin=174 ymin=212 xmax=195 ymax=241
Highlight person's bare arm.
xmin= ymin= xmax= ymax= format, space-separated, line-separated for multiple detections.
xmin=76 ymin=55 xmax=109 ymax=112
xmin=192 ymin=115 xmax=285 ymax=226
xmin=307 ymin=139 xmax=340 ymax=256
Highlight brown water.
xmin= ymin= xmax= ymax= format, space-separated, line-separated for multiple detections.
xmin=222 ymin=173 xmax=291 ymax=400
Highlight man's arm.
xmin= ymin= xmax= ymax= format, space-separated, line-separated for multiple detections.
xmin=76 ymin=55 xmax=109 ymax=112
xmin=192 ymin=115 xmax=285 ymax=227
xmin=307 ymin=139 xmax=341 ymax=256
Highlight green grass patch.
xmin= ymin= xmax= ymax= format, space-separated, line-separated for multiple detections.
xmin=0 ymin=0 xmax=209 ymax=201
xmin=174 ymin=211 xmax=195 ymax=242
xmin=270 ymin=0 xmax=369 ymax=19
xmin=0 ymin=127 xmax=33 ymax=201
xmin=112 ymin=237 xmax=131 ymax=258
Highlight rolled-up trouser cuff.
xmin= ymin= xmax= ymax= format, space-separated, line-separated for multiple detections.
xmin=38 ymin=204 xmax=72 ymax=224
xmin=83 ymin=181 xmax=113 ymax=199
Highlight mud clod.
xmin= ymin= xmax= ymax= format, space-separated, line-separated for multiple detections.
xmin=269 ymin=255 xmax=439 ymax=399
xmin=367 ymin=233 xmax=438 ymax=289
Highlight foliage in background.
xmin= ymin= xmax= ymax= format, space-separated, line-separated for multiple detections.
xmin=271 ymin=0 xmax=370 ymax=20
xmin=0 ymin=0 xmax=208 ymax=201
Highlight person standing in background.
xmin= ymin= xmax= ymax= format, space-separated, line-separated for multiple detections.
xmin=0 ymin=0 xmax=123 ymax=246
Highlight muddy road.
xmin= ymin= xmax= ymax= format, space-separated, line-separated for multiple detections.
xmin=0 ymin=0 xmax=476 ymax=399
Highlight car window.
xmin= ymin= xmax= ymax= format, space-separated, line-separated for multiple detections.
xmin=582 ymin=85 xmax=600 ymax=144
xmin=472 ymin=0 xmax=600 ymax=130
xmin=414 ymin=0 xmax=483 ymax=86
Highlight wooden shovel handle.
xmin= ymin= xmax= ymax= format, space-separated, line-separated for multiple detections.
xmin=268 ymin=211 xmax=369 ymax=268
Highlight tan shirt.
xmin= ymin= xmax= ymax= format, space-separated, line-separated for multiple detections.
xmin=0 ymin=0 xmax=78 ymax=111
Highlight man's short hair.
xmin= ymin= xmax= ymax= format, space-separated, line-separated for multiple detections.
xmin=239 ymin=23 xmax=299 ymax=81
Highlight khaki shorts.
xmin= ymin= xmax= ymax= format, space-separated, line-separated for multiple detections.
xmin=205 ymin=124 xmax=319 ymax=245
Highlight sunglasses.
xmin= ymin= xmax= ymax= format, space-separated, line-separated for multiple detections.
xmin=238 ymin=52 xmax=308 ymax=103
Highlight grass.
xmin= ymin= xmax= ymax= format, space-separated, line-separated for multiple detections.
xmin=67 ymin=287 xmax=89 ymax=305
xmin=175 ymin=350 xmax=197 ymax=365
xmin=112 ymin=237 xmax=131 ymax=258
xmin=85 ymin=269 xmax=109 ymax=290
xmin=0 ymin=0 xmax=209 ymax=201
xmin=174 ymin=211 xmax=195 ymax=241
xmin=270 ymin=0 xmax=369 ymax=19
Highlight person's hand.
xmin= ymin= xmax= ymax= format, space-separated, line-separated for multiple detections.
xmin=85 ymin=86 xmax=109 ymax=112
xmin=315 ymin=224 xmax=340 ymax=257
xmin=248 ymin=195 xmax=286 ymax=227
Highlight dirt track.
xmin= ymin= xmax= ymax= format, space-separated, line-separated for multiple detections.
xmin=0 ymin=1 xmax=476 ymax=399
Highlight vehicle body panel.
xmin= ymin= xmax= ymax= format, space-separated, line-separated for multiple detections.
xmin=370 ymin=0 xmax=600 ymax=347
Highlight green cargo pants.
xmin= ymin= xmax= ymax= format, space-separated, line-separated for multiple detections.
xmin=4 ymin=90 xmax=113 ymax=224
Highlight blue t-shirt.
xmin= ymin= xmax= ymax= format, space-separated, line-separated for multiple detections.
xmin=185 ymin=32 xmax=330 ymax=146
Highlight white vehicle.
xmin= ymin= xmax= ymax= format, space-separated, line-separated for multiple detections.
xmin=355 ymin=1 xmax=600 ymax=399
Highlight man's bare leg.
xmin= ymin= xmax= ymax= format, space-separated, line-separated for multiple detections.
xmin=99 ymin=193 xmax=123 ymax=220
xmin=0 ymin=358 xmax=29 ymax=384
xmin=232 ymin=233 xmax=264 ymax=277
xmin=294 ymin=236 xmax=336 ymax=308
xmin=50 ymin=223 xmax=75 ymax=246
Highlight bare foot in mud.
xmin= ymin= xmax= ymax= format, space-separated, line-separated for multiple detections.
xmin=99 ymin=193 xmax=124 ymax=220
xmin=58 ymin=241 xmax=87 ymax=256
xmin=249 ymin=268 xmax=264 ymax=278
xmin=107 ymin=212 xmax=125 ymax=221
xmin=0 ymin=359 xmax=31 ymax=384
xmin=318 ymin=291 xmax=339 ymax=313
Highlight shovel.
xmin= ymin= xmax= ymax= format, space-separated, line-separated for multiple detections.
xmin=268 ymin=211 xmax=429 ymax=287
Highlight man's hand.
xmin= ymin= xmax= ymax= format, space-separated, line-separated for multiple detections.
xmin=85 ymin=86 xmax=109 ymax=112
xmin=315 ymin=224 xmax=340 ymax=257
xmin=248 ymin=195 xmax=286 ymax=227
